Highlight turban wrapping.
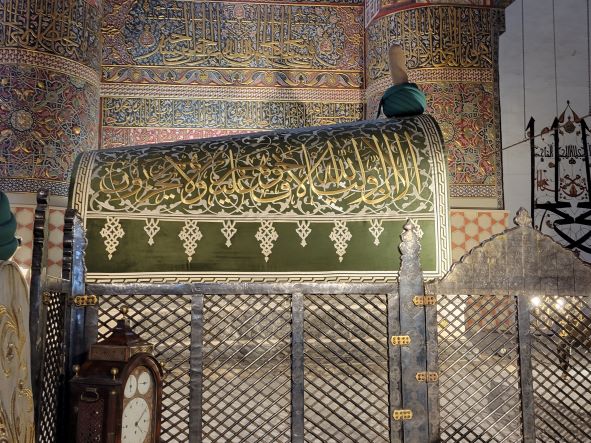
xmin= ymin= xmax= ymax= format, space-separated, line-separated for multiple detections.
xmin=378 ymin=82 xmax=427 ymax=118
xmin=0 ymin=191 xmax=18 ymax=261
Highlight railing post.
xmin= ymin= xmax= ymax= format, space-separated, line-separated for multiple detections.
xmin=189 ymin=293 xmax=204 ymax=443
xmin=517 ymin=295 xmax=537 ymax=443
xmin=425 ymin=292 xmax=440 ymax=442
xmin=387 ymin=290 xmax=403 ymax=443
xmin=29 ymin=189 xmax=49 ymax=428
xmin=397 ymin=220 xmax=432 ymax=443
xmin=291 ymin=293 xmax=305 ymax=443
xmin=63 ymin=209 xmax=90 ymax=376
xmin=60 ymin=209 xmax=90 ymax=440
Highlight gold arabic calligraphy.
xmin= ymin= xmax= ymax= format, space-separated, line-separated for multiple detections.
xmin=1 ymin=0 xmax=100 ymax=69
xmin=367 ymin=6 xmax=495 ymax=81
xmin=124 ymin=2 xmax=355 ymax=69
xmin=96 ymin=131 xmax=427 ymax=214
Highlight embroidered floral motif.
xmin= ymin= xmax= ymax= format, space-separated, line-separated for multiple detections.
xmin=296 ymin=221 xmax=311 ymax=247
xmin=143 ymin=218 xmax=160 ymax=246
xmin=178 ymin=220 xmax=203 ymax=262
xmin=255 ymin=220 xmax=278 ymax=262
xmin=100 ymin=217 xmax=125 ymax=260
xmin=221 ymin=220 xmax=237 ymax=247
xmin=329 ymin=221 xmax=352 ymax=262
xmin=369 ymin=219 xmax=384 ymax=246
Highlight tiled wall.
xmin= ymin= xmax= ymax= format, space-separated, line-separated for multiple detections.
xmin=0 ymin=0 xmax=101 ymax=197
xmin=450 ymin=209 xmax=509 ymax=262
xmin=12 ymin=206 xmax=65 ymax=281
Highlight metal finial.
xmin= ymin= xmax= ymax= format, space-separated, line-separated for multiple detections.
xmin=120 ymin=305 xmax=129 ymax=319
xmin=514 ymin=207 xmax=533 ymax=227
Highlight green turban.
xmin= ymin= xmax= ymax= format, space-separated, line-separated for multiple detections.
xmin=0 ymin=191 xmax=18 ymax=260
xmin=378 ymin=82 xmax=427 ymax=118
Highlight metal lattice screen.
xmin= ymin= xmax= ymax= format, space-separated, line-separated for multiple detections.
xmin=38 ymin=291 xmax=66 ymax=443
xmin=303 ymin=294 xmax=389 ymax=443
xmin=95 ymin=292 xmax=391 ymax=442
xmin=98 ymin=294 xmax=192 ymax=443
xmin=437 ymin=294 xmax=523 ymax=442
xmin=530 ymin=295 xmax=591 ymax=441
xmin=202 ymin=294 xmax=292 ymax=443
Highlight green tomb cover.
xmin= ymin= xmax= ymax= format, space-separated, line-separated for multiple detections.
xmin=69 ymin=114 xmax=450 ymax=283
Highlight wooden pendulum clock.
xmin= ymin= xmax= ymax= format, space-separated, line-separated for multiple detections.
xmin=68 ymin=306 xmax=163 ymax=443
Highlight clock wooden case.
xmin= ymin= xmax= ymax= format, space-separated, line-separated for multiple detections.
xmin=68 ymin=308 xmax=163 ymax=443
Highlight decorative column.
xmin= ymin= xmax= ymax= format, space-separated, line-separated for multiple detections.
xmin=0 ymin=0 xmax=102 ymax=276
xmin=366 ymin=0 xmax=514 ymax=210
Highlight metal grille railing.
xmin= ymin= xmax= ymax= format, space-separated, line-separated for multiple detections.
xmin=38 ymin=291 xmax=66 ymax=443
xmin=437 ymin=294 xmax=523 ymax=442
xmin=530 ymin=295 xmax=591 ymax=442
xmin=202 ymin=294 xmax=292 ymax=443
xmin=303 ymin=294 xmax=389 ymax=443
xmin=98 ymin=294 xmax=192 ymax=443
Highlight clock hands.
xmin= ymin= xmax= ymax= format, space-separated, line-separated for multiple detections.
xmin=135 ymin=405 xmax=149 ymax=432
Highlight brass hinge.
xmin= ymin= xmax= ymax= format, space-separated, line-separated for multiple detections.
xmin=72 ymin=295 xmax=98 ymax=307
xmin=413 ymin=295 xmax=437 ymax=306
xmin=390 ymin=335 xmax=411 ymax=346
xmin=42 ymin=291 xmax=52 ymax=306
xmin=392 ymin=409 xmax=413 ymax=421
xmin=415 ymin=371 xmax=439 ymax=383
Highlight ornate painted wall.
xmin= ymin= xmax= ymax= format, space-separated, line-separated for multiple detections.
xmin=0 ymin=0 xmax=102 ymax=196
xmin=0 ymin=0 xmax=102 ymax=279
xmin=2 ymin=0 xmax=517 ymax=279
xmin=366 ymin=1 xmax=510 ymax=208
xmin=100 ymin=0 xmax=365 ymax=148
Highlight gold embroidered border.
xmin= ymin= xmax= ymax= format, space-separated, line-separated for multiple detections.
xmin=366 ymin=68 xmax=494 ymax=101
xmin=100 ymin=83 xmax=364 ymax=103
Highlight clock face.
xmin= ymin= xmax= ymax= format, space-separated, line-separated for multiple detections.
xmin=124 ymin=374 xmax=137 ymax=399
xmin=121 ymin=366 xmax=155 ymax=443
xmin=137 ymin=371 xmax=152 ymax=395
xmin=122 ymin=398 xmax=150 ymax=443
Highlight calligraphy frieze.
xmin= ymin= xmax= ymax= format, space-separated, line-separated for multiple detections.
xmin=103 ymin=0 xmax=363 ymax=83
xmin=0 ymin=0 xmax=101 ymax=70
xmin=100 ymin=127 xmax=259 ymax=150
xmin=101 ymin=97 xmax=363 ymax=130
xmin=81 ymin=117 xmax=437 ymax=217
xmin=366 ymin=5 xmax=499 ymax=83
